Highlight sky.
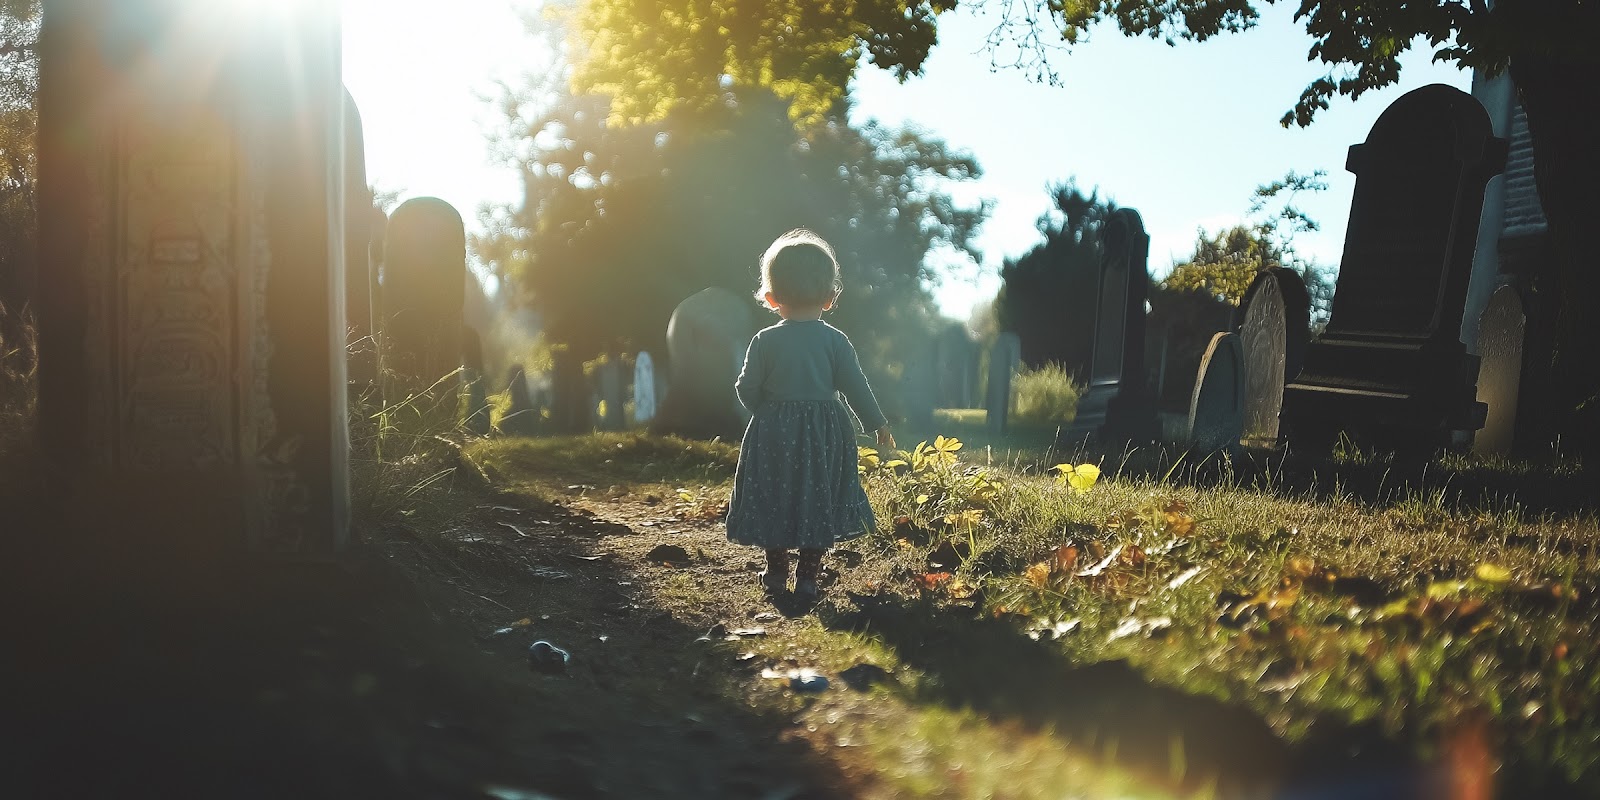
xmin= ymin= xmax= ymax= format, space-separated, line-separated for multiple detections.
xmin=341 ymin=1 xmax=1473 ymax=321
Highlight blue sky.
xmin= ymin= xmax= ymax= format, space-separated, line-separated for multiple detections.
xmin=343 ymin=1 xmax=1472 ymax=321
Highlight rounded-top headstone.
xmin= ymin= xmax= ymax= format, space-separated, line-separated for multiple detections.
xmin=1473 ymin=285 xmax=1526 ymax=456
xmin=383 ymin=197 xmax=467 ymax=384
xmin=1238 ymin=268 xmax=1310 ymax=446
xmin=1188 ymin=332 xmax=1245 ymax=453
xmin=659 ymin=287 xmax=754 ymax=438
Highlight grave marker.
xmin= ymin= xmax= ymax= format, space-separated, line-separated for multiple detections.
xmin=1237 ymin=268 xmax=1311 ymax=447
xmin=985 ymin=333 xmax=1021 ymax=434
xmin=656 ymin=288 xmax=753 ymax=439
xmin=1188 ymin=332 xmax=1245 ymax=454
xmin=382 ymin=197 xmax=466 ymax=392
xmin=633 ymin=351 xmax=657 ymax=425
xmin=1473 ymin=286 xmax=1526 ymax=455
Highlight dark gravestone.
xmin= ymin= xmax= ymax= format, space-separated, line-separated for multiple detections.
xmin=1076 ymin=208 xmax=1159 ymax=444
xmin=501 ymin=364 xmax=537 ymax=437
xmin=382 ymin=197 xmax=466 ymax=392
xmin=1237 ymin=268 xmax=1311 ymax=447
xmin=343 ymin=90 xmax=376 ymax=387
xmin=1473 ymin=286 xmax=1526 ymax=455
xmin=1282 ymin=84 xmax=1507 ymax=455
xmin=655 ymin=288 xmax=754 ymax=439
xmin=633 ymin=351 xmax=658 ymax=425
xmin=934 ymin=327 xmax=979 ymax=408
xmin=902 ymin=343 xmax=937 ymax=431
xmin=459 ymin=326 xmax=490 ymax=436
xmin=985 ymin=333 xmax=1021 ymax=434
xmin=549 ymin=349 xmax=589 ymax=434
xmin=596 ymin=357 xmax=624 ymax=432
xmin=36 ymin=1 xmax=349 ymax=556
xmin=1187 ymin=333 xmax=1245 ymax=454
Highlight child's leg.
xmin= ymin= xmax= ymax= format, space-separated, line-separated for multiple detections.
xmin=795 ymin=548 xmax=825 ymax=587
xmin=761 ymin=549 xmax=790 ymax=592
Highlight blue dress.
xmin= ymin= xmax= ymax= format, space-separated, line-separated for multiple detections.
xmin=725 ymin=320 xmax=888 ymax=550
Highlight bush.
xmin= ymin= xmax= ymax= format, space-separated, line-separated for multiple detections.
xmin=1011 ymin=363 xmax=1079 ymax=426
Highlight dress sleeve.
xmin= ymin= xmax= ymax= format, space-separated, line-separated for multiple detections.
xmin=735 ymin=334 xmax=765 ymax=412
xmin=832 ymin=330 xmax=888 ymax=432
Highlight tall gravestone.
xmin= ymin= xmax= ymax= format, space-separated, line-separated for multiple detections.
xmin=35 ymin=1 xmax=349 ymax=557
xmin=459 ymin=326 xmax=490 ymax=436
xmin=1282 ymin=84 xmax=1507 ymax=455
xmin=1237 ymin=268 xmax=1311 ymax=447
xmin=985 ymin=333 xmax=1021 ymax=434
xmin=1075 ymin=208 xmax=1159 ymax=444
xmin=656 ymin=288 xmax=754 ymax=439
xmin=1472 ymin=286 xmax=1526 ymax=455
xmin=1187 ymin=333 xmax=1245 ymax=454
xmin=500 ymin=364 xmax=537 ymax=437
xmin=343 ymin=90 xmax=376 ymax=388
xmin=902 ymin=342 xmax=937 ymax=431
xmin=633 ymin=351 xmax=658 ymax=425
xmin=382 ymin=197 xmax=466 ymax=395
xmin=548 ymin=349 xmax=588 ymax=434
xmin=934 ymin=327 xmax=979 ymax=408
xmin=596 ymin=357 xmax=624 ymax=432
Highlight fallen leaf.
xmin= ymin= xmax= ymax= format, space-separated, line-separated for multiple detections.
xmin=1024 ymin=561 xmax=1051 ymax=588
xmin=1167 ymin=566 xmax=1204 ymax=590
xmin=916 ymin=572 xmax=953 ymax=590
xmin=1051 ymin=545 xmax=1079 ymax=573
xmin=1473 ymin=562 xmax=1512 ymax=585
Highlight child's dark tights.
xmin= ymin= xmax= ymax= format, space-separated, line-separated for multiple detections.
xmin=766 ymin=548 xmax=825 ymax=581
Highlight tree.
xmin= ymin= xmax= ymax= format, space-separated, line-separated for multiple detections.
xmin=1 ymin=0 xmax=38 ymax=313
xmin=973 ymin=0 xmax=1600 ymax=446
xmin=993 ymin=182 xmax=1116 ymax=376
xmin=1162 ymin=224 xmax=1284 ymax=306
xmin=565 ymin=0 xmax=955 ymax=126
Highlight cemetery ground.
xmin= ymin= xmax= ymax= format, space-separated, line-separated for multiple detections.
xmin=7 ymin=422 xmax=1600 ymax=797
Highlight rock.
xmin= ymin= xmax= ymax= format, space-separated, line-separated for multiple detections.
xmin=790 ymin=674 xmax=830 ymax=692
xmin=527 ymin=640 xmax=570 ymax=674
xmin=646 ymin=544 xmax=691 ymax=565
xmin=751 ymin=611 xmax=781 ymax=623
xmin=838 ymin=663 xmax=893 ymax=691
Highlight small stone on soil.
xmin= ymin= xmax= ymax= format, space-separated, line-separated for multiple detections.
xmin=527 ymin=640 xmax=570 ymax=674
xmin=645 ymin=544 xmax=692 ymax=564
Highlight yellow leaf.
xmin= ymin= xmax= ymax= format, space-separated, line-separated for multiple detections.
xmin=1284 ymin=555 xmax=1316 ymax=581
xmin=1474 ymin=563 xmax=1512 ymax=585
xmin=1064 ymin=463 xmax=1101 ymax=493
xmin=916 ymin=494 xmax=930 ymax=505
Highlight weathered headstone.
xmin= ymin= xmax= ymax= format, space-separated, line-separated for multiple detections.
xmin=1187 ymin=333 xmax=1245 ymax=454
xmin=343 ymin=90 xmax=377 ymax=387
xmin=1472 ymin=286 xmax=1526 ymax=455
xmin=985 ymin=333 xmax=1021 ymax=434
xmin=596 ymin=357 xmax=624 ymax=432
xmin=656 ymin=288 xmax=754 ymax=439
xmin=500 ymin=364 xmax=537 ymax=437
xmin=633 ymin=351 xmax=658 ymax=425
xmin=1074 ymin=208 xmax=1159 ymax=444
xmin=1282 ymin=84 xmax=1507 ymax=455
xmin=548 ymin=349 xmax=589 ymax=434
xmin=382 ymin=197 xmax=466 ymax=392
xmin=902 ymin=342 xmax=937 ymax=431
xmin=1237 ymin=268 xmax=1311 ymax=447
xmin=459 ymin=326 xmax=490 ymax=436
xmin=934 ymin=327 xmax=979 ymax=408
xmin=36 ymin=1 xmax=349 ymax=556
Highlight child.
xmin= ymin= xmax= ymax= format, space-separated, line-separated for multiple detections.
xmin=726 ymin=229 xmax=895 ymax=601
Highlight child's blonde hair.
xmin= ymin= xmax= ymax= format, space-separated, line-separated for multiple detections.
xmin=756 ymin=229 xmax=841 ymax=309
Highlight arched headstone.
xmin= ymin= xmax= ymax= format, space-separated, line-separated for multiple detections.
xmin=1473 ymin=286 xmax=1526 ymax=455
xmin=1094 ymin=208 xmax=1160 ymax=444
xmin=382 ymin=197 xmax=466 ymax=391
xmin=1238 ymin=268 xmax=1311 ymax=446
xmin=1188 ymin=333 xmax=1245 ymax=454
xmin=633 ymin=351 xmax=658 ymax=424
xmin=656 ymin=288 xmax=754 ymax=439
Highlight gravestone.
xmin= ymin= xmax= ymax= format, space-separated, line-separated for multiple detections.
xmin=459 ymin=326 xmax=490 ymax=436
xmin=902 ymin=343 xmax=937 ymax=431
xmin=500 ymin=364 xmax=537 ymax=437
xmin=1074 ymin=208 xmax=1159 ymax=444
xmin=934 ymin=327 xmax=979 ymax=408
xmin=1281 ymin=84 xmax=1507 ymax=455
xmin=343 ymin=90 xmax=377 ymax=387
xmin=985 ymin=333 xmax=1021 ymax=434
xmin=1473 ymin=286 xmax=1526 ymax=455
xmin=1187 ymin=333 xmax=1245 ymax=454
xmin=656 ymin=288 xmax=754 ymax=439
xmin=1237 ymin=268 xmax=1311 ymax=447
xmin=633 ymin=351 xmax=658 ymax=425
xmin=35 ymin=1 xmax=349 ymax=556
xmin=596 ymin=357 xmax=624 ymax=432
xmin=382 ymin=197 xmax=466 ymax=393
xmin=549 ymin=349 xmax=589 ymax=434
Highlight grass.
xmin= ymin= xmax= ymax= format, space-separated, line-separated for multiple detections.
xmin=472 ymin=429 xmax=1600 ymax=795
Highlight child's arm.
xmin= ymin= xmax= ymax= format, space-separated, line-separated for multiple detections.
xmin=832 ymin=331 xmax=889 ymax=435
xmin=735 ymin=335 xmax=765 ymax=412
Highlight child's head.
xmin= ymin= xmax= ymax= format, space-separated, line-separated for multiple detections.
xmin=756 ymin=229 xmax=841 ymax=311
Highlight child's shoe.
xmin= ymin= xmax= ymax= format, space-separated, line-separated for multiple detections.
xmin=761 ymin=549 xmax=790 ymax=594
xmin=793 ymin=577 xmax=819 ymax=601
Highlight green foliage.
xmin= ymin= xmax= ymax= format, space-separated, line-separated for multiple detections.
xmin=994 ymin=182 xmax=1116 ymax=374
xmin=0 ymin=0 xmax=38 ymax=313
xmin=567 ymin=0 xmax=956 ymax=127
xmin=1162 ymin=224 xmax=1283 ymax=306
xmin=1010 ymin=363 xmax=1080 ymax=426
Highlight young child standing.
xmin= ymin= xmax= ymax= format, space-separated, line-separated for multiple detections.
xmin=726 ymin=229 xmax=895 ymax=601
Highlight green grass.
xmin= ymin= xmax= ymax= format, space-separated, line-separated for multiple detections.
xmin=466 ymin=432 xmax=738 ymax=496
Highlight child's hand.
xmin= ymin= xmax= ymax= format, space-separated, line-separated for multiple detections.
xmin=876 ymin=427 xmax=896 ymax=449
